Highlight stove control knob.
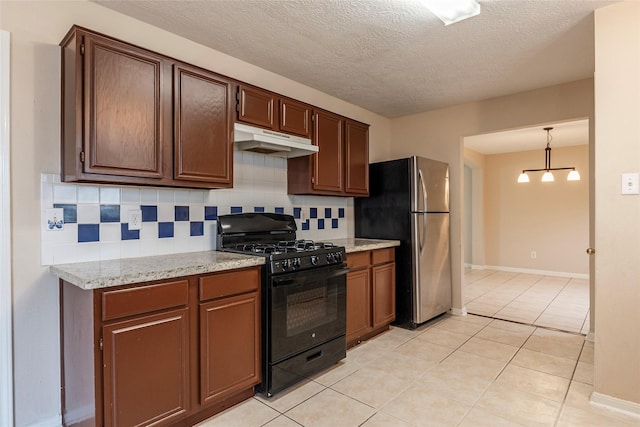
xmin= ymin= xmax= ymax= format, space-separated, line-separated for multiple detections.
xmin=335 ymin=252 xmax=343 ymax=262
xmin=292 ymin=258 xmax=301 ymax=268
xmin=310 ymin=255 xmax=319 ymax=265
xmin=281 ymin=259 xmax=291 ymax=270
xmin=326 ymin=253 xmax=335 ymax=263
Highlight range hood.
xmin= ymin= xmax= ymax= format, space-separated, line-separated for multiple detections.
xmin=234 ymin=123 xmax=318 ymax=158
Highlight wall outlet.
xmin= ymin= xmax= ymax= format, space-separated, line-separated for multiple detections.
xmin=128 ymin=210 xmax=142 ymax=230
xmin=531 ymin=251 xmax=537 ymax=259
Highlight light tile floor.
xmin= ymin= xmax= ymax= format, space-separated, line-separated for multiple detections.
xmin=196 ymin=315 xmax=639 ymax=427
xmin=464 ymin=269 xmax=590 ymax=334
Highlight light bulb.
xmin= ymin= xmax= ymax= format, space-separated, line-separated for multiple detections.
xmin=517 ymin=173 xmax=529 ymax=183
xmin=567 ymin=170 xmax=581 ymax=181
xmin=541 ymin=171 xmax=554 ymax=182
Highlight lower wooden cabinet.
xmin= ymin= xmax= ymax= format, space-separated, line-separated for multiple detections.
xmin=200 ymin=291 xmax=260 ymax=405
xmin=60 ymin=266 xmax=261 ymax=427
xmin=102 ymin=308 xmax=190 ymax=427
xmin=346 ymin=248 xmax=396 ymax=346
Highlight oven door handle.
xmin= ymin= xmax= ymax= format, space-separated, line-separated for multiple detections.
xmin=272 ymin=265 xmax=349 ymax=286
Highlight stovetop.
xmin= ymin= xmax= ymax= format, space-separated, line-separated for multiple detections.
xmin=223 ymin=239 xmax=346 ymax=274
xmin=217 ymin=213 xmax=346 ymax=274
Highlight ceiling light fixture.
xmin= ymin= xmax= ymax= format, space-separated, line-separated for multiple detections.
xmin=423 ymin=0 xmax=481 ymax=26
xmin=517 ymin=127 xmax=581 ymax=184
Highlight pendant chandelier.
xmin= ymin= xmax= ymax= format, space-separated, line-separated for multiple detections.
xmin=517 ymin=127 xmax=581 ymax=183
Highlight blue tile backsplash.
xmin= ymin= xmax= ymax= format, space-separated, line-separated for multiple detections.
xmin=41 ymin=151 xmax=352 ymax=265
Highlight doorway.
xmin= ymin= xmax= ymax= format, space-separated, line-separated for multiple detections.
xmin=462 ymin=119 xmax=591 ymax=335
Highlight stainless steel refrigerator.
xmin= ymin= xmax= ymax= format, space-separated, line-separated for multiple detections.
xmin=355 ymin=156 xmax=451 ymax=328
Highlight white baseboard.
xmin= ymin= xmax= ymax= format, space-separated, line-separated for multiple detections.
xmin=470 ymin=264 xmax=485 ymax=270
xmin=483 ymin=265 xmax=589 ymax=280
xmin=586 ymin=331 xmax=595 ymax=342
xmin=450 ymin=307 xmax=468 ymax=316
xmin=590 ymin=391 xmax=640 ymax=419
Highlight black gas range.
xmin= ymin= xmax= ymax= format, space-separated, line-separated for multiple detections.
xmin=217 ymin=213 xmax=347 ymax=396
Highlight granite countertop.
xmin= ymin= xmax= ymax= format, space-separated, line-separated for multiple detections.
xmin=50 ymin=251 xmax=265 ymax=290
xmin=332 ymin=238 xmax=400 ymax=253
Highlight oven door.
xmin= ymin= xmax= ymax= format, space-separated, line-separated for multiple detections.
xmin=270 ymin=264 xmax=347 ymax=363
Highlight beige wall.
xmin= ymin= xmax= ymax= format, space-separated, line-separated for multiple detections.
xmin=593 ymin=1 xmax=640 ymax=405
xmin=483 ymin=146 xmax=589 ymax=275
xmin=390 ymin=79 xmax=594 ymax=312
xmin=0 ymin=1 xmax=392 ymax=425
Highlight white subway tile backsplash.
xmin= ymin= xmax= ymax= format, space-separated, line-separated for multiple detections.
xmin=140 ymin=222 xmax=158 ymax=240
xmin=99 ymin=187 xmax=120 ymax=204
xmin=53 ymin=184 xmax=77 ymax=204
xmin=41 ymin=156 xmax=352 ymax=265
xmin=121 ymin=187 xmax=140 ymax=204
xmin=158 ymin=189 xmax=174 ymax=204
xmin=52 ymin=243 xmax=78 ymax=264
xmin=77 ymin=204 xmax=100 ymax=224
xmin=99 ymin=241 xmax=121 ymax=260
xmin=189 ymin=191 xmax=204 ymax=204
xmin=100 ymin=223 xmax=121 ymax=242
xmin=190 ymin=205 xmax=204 ymax=222
xmin=78 ymin=242 xmax=101 ymax=263
xmin=121 ymin=240 xmax=141 ymax=259
xmin=157 ymin=204 xmax=174 ymax=222
xmin=174 ymin=189 xmax=190 ymax=204
xmin=174 ymin=222 xmax=190 ymax=238
xmin=77 ymin=185 xmax=100 ymax=203
xmin=140 ymin=188 xmax=158 ymax=204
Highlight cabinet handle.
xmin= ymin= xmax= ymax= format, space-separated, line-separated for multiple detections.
xmin=586 ymin=248 xmax=595 ymax=255
xmin=306 ymin=350 xmax=322 ymax=362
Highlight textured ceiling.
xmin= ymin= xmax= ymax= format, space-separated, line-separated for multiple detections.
xmin=93 ymin=0 xmax=616 ymax=118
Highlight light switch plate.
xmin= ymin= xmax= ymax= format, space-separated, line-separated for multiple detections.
xmin=621 ymin=173 xmax=640 ymax=195
xmin=45 ymin=208 xmax=64 ymax=231
xmin=128 ymin=210 xmax=142 ymax=230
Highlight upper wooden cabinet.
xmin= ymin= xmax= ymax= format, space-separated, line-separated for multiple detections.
xmin=287 ymin=110 xmax=370 ymax=197
xmin=237 ymin=85 xmax=312 ymax=138
xmin=60 ymin=26 xmax=233 ymax=189
xmin=174 ymin=63 xmax=233 ymax=187
xmin=345 ymin=120 xmax=370 ymax=196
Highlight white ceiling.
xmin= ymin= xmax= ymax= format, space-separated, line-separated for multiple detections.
xmin=464 ymin=119 xmax=589 ymax=155
xmin=93 ymin=0 xmax=617 ymax=119
xmin=93 ymin=0 xmax=605 ymax=153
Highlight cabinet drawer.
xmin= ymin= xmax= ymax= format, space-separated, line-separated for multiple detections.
xmin=199 ymin=268 xmax=260 ymax=301
xmin=346 ymin=251 xmax=370 ymax=270
xmin=102 ymin=280 xmax=189 ymax=321
xmin=372 ymin=248 xmax=395 ymax=265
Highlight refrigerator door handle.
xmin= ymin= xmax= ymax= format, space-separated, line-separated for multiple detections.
xmin=418 ymin=168 xmax=428 ymax=212
xmin=418 ymin=169 xmax=428 ymax=253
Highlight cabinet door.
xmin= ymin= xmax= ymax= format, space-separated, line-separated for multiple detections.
xmin=345 ymin=120 xmax=369 ymax=196
xmin=372 ymin=263 xmax=396 ymax=329
xmin=83 ymin=33 xmax=169 ymax=179
xmin=237 ymin=85 xmax=276 ymax=129
xmin=200 ymin=292 xmax=260 ymax=405
xmin=102 ymin=308 xmax=189 ymax=427
xmin=313 ymin=110 xmax=344 ymax=193
xmin=279 ymin=98 xmax=311 ymax=138
xmin=346 ymin=268 xmax=372 ymax=343
xmin=174 ymin=64 xmax=233 ymax=186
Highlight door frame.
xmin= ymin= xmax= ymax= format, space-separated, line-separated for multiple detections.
xmin=0 ymin=29 xmax=14 ymax=427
